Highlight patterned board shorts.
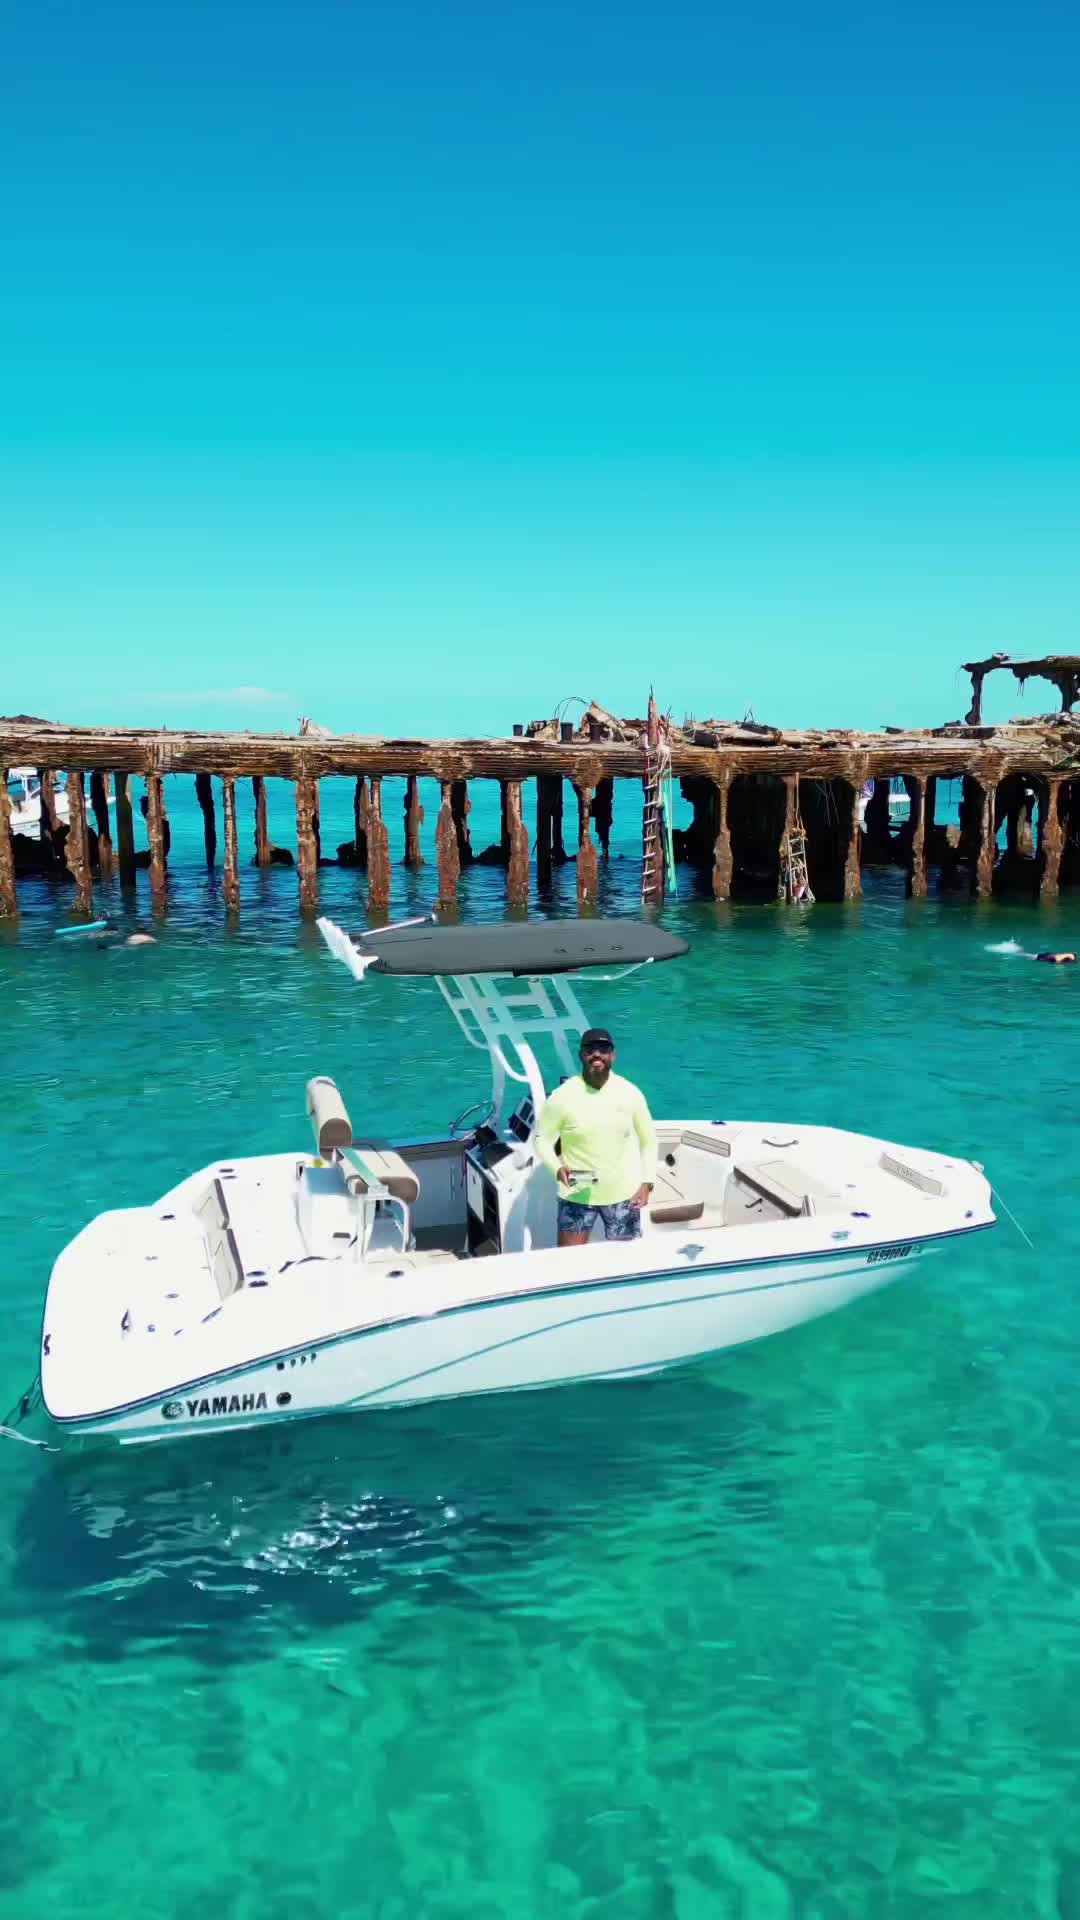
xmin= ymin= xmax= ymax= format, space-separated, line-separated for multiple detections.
xmin=557 ymin=1197 xmax=642 ymax=1241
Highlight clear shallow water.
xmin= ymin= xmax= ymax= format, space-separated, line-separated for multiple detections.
xmin=3 ymin=778 xmax=1079 ymax=1920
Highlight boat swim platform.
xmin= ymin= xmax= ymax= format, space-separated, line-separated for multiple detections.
xmin=3 ymin=661 xmax=1080 ymax=919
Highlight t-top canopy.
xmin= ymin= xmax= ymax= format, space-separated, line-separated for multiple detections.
xmin=336 ymin=917 xmax=689 ymax=977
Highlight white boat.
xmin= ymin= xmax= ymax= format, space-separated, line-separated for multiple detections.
xmin=6 ymin=768 xmax=115 ymax=835
xmin=33 ymin=918 xmax=995 ymax=1445
xmin=8 ymin=767 xmax=69 ymax=833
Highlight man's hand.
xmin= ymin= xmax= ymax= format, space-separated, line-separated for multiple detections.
xmin=557 ymin=1166 xmax=573 ymax=1188
xmin=629 ymin=1183 xmax=652 ymax=1210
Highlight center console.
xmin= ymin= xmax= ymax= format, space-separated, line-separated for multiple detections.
xmin=463 ymin=1096 xmax=552 ymax=1255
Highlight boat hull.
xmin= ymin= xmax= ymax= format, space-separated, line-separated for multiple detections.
xmin=55 ymin=1234 xmax=944 ymax=1444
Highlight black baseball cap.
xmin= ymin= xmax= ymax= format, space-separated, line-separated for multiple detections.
xmin=580 ymin=1028 xmax=615 ymax=1052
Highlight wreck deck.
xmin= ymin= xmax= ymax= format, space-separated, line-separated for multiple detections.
xmin=3 ymin=661 xmax=1080 ymax=918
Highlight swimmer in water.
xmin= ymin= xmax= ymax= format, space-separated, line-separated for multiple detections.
xmin=1036 ymin=952 xmax=1076 ymax=965
xmin=95 ymin=928 xmax=157 ymax=949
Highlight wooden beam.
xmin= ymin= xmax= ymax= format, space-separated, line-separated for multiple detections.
xmin=592 ymin=776 xmax=613 ymax=859
xmin=222 ymin=776 xmax=240 ymax=909
xmin=114 ymin=771 xmax=136 ymax=885
xmin=89 ymin=771 xmax=113 ymax=876
xmin=145 ymin=775 xmax=168 ymax=905
xmin=295 ymin=778 xmax=319 ymax=910
xmin=39 ymin=769 xmax=63 ymax=862
xmin=905 ymin=774 xmax=928 ymax=899
xmin=842 ymin=779 xmax=862 ymax=900
xmin=195 ymin=772 xmax=216 ymax=866
xmin=505 ymin=778 xmax=529 ymax=906
xmin=1038 ymin=776 xmax=1064 ymax=897
xmin=782 ymin=775 xmax=797 ymax=838
xmin=0 ymin=720 xmax=1069 ymax=789
xmin=551 ymin=776 xmax=567 ymax=863
xmin=536 ymin=776 xmax=554 ymax=890
xmin=965 ymin=664 xmax=986 ymax=727
xmin=403 ymin=774 xmax=424 ymax=866
xmin=64 ymin=770 xmax=93 ymax=914
xmin=1015 ymin=783 xmax=1035 ymax=860
xmin=0 ymin=769 xmax=16 ymax=917
xmin=367 ymin=776 xmax=391 ymax=908
xmin=574 ymin=784 xmax=599 ymax=907
xmin=712 ymin=773 xmax=733 ymax=900
xmin=39 ymin=769 xmax=60 ymax=840
xmin=436 ymin=780 xmax=460 ymax=905
xmin=862 ymin=777 xmax=894 ymax=863
xmin=971 ymin=780 xmax=997 ymax=897
xmin=450 ymin=779 xmax=473 ymax=864
xmin=353 ymin=777 xmax=368 ymax=870
xmin=252 ymin=776 xmax=272 ymax=866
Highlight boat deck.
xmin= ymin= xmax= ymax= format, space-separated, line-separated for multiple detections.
xmin=40 ymin=1127 xmax=989 ymax=1426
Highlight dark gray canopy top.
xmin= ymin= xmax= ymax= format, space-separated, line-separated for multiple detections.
xmin=348 ymin=918 xmax=689 ymax=977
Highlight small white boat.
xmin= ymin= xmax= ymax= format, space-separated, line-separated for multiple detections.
xmin=6 ymin=768 xmax=115 ymax=835
xmin=8 ymin=767 xmax=69 ymax=833
xmin=34 ymin=918 xmax=995 ymax=1445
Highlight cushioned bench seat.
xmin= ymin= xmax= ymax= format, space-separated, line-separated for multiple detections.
xmin=649 ymin=1165 xmax=705 ymax=1225
xmin=733 ymin=1159 xmax=842 ymax=1218
xmin=650 ymin=1199 xmax=706 ymax=1224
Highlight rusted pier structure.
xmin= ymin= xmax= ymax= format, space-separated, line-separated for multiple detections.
xmin=3 ymin=664 xmax=1080 ymax=920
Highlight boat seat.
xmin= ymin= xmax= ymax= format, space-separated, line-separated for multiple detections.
xmin=650 ymin=1199 xmax=705 ymax=1224
xmin=679 ymin=1127 xmax=732 ymax=1158
xmin=193 ymin=1178 xmax=245 ymax=1298
xmin=348 ymin=1143 xmax=421 ymax=1206
xmin=649 ymin=1133 xmax=731 ymax=1225
xmin=733 ymin=1159 xmax=842 ymax=1218
xmin=209 ymin=1225 xmax=244 ymax=1300
xmin=194 ymin=1178 xmax=230 ymax=1237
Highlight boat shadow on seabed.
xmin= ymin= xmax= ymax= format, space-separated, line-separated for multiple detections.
xmin=2 ymin=1367 xmax=778 ymax=1668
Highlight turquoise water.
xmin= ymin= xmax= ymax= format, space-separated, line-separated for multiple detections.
xmin=3 ymin=777 xmax=1079 ymax=1919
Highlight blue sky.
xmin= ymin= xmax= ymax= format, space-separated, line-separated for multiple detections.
xmin=3 ymin=0 xmax=1078 ymax=736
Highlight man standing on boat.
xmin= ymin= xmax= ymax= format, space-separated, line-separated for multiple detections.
xmin=537 ymin=1028 xmax=657 ymax=1246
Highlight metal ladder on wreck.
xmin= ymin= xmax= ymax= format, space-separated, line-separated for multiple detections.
xmin=641 ymin=706 xmax=677 ymax=903
xmin=779 ymin=782 xmax=815 ymax=905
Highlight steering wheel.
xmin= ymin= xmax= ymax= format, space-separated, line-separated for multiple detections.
xmin=449 ymin=1097 xmax=496 ymax=1138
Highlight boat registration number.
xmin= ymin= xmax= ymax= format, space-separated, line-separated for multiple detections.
xmin=866 ymin=1243 xmax=914 ymax=1264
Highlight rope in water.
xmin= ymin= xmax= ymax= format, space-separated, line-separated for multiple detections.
xmin=991 ymin=1183 xmax=1035 ymax=1251
xmin=0 ymin=1423 xmax=58 ymax=1451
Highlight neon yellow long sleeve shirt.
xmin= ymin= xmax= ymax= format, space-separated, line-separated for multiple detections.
xmin=536 ymin=1071 xmax=657 ymax=1207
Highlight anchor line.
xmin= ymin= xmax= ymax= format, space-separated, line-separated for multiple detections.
xmin=990 ymin=1183 xmax=1035 ymax=1251
xmin=0 ymin=1423 xmax=58 ymax=1451
xmin=0 ymin=1377 xmax=60 ymax=1452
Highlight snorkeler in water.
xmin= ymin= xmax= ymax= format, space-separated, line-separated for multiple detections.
xmin=1035 ymin=952 xmax=1077 ymax=965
